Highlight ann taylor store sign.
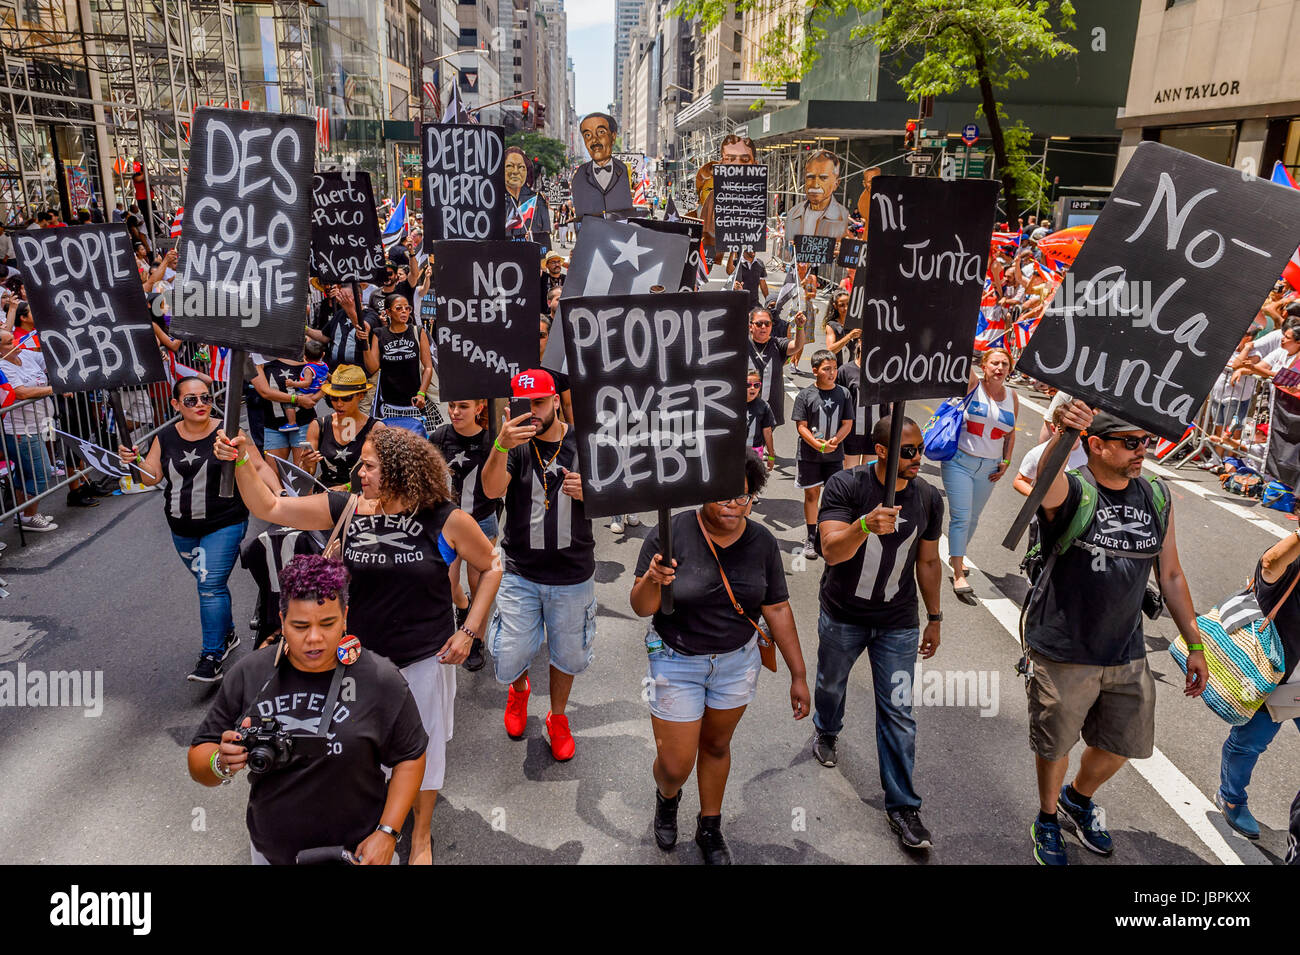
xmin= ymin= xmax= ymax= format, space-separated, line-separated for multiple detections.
xmin=1153 ymin=80 xmax=1242 ymax=105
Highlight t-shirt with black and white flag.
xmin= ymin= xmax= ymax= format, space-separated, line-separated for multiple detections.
xmin=748 ymin=335 xmax=792 ymax=426
xmin=792 ymin=383 xmax=853 ymax=463
xmin=430 ymin=423 xmax=501 ymax=522
xmin=156 ymin=425 xmax=249 ymax=537
xmin=502 ymin=428 xmax=595 ymax=585
xmin=835 ymin=359 xmax=884 ymax=457
xmin=817 ymin=468 xmax=944 ymax=629
xmin=240 ymin=526 xmax=324 ymax=641
xmin=191 ymin=645 xmax=428 ymax=865
xmin=745 ymin=397 xmax=775 ymax=448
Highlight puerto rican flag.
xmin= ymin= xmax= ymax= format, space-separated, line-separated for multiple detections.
xmin=316 ymin=106 xmax=330 ymax=152
xmin=1273 ymin=162 xmax=1300 ymax=290
xmin=990 ymin=230 xmax=1022 ymax=254
xmin=170 ymin=207 xmax=184 ymax=238
xmin=166 ymin=351 xmax=206 ymax=385
xmin=506 ymin=195 xmax=537 ymax=232
xmin=0 ymin=366 xmax=15 ymax=409
xmin=208 ymin=346 xmax=231 ymax=383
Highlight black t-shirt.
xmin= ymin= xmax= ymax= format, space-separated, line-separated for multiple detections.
xmin=257 ymin=360 xmax=304 ymax=428
xmin=191 ymin=646 xmax=427 ymax=865
xmin=430 ymin=423 xmax=501 ymax=522
xmin=818 ymin=468 xmax=944 ymax=629
xmin=826 ymin=320 xmax=847 ymax=367
xmin=501 ymin=429 xmax=595 ymax=585
xmin=748 ymin=335 xmax=792 ymax=426
xmin=157 ymin=425 xmax=249 ymax=537
xmin=734 ymin=257 xmax=766 ymax=309
xmin=792 ymin=383 xmax=853 ymax=462
xmin=745 ymin=397 xmax=775 ymax=448
xmin=374 ymin=325 xmax=422 ymax=411
xmin=240 ymin=527 xmax=325 ymax=641
xmin=635 ymin=512 xmax=788 ymax=655
xmin=326 ymin=492 xmax=458 ymax=666
xmin=316 ymin=413 xmax=377 ymax=487
xmin=321 ymin=305 xmax=379 ymax=369
xmin=1027 ymin=472 xmax=1165 ymax=666
xmin=835 ymin=360 xmax=883 ymax=457
xmin=1253 ymin=557 xmax=1300 ymax=684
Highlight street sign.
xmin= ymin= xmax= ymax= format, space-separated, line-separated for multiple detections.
xmin=904 ymin=151 xmax=936 ymax=164
xmin=962 ymin=123 xmax=979 ymax=146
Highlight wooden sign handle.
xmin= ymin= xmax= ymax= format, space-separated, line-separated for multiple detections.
xmin=218 ymin=348 xmax=249 ymax=499
xmin=881 ymin=400 xmax=906 ymax=509
xmin=658 ymin=507 xmax=674 ymax=615
xmin=107 ymin=390 xmax=142 ymax=483
xmin=1001 ymin=426 xmax=1080 ymax=550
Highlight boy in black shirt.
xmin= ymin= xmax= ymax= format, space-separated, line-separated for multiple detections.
xmin=745 ymin=369 xmax=776 ymax=470
xmin=813 ymin=414 xmax=944 ymax=851
xmin=792 ymin=349 xmax=853 ymax=559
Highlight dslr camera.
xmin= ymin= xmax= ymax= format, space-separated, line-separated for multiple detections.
xmin=236 ymin=716 xmax=328 ymax=775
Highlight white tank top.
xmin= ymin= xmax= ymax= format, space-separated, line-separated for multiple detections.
xmin=958 ymin=381 xmax=1016 ymax=459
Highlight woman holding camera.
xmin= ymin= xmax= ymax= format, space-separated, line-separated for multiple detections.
xmin=214 ymin=424 xmax=501 ymax=865
xmin=189 ymin=554 xmax=428 ymax=865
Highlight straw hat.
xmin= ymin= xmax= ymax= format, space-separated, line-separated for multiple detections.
xmin=320 ymin=364 xmax=374 ymax=397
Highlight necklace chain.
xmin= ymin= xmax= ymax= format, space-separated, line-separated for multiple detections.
xmin=531 ymin=425 xmax=566 ymax=510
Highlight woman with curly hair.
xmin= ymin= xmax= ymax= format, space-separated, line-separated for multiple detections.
xmin=215 ymin=425 xmax=502 ymax=865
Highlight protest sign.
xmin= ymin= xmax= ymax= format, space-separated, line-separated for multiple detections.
xmin=713 ymin=164 xmax=768 ymax=252
xmin=12 ymin=224 xmax=166 ymax=391
xmin=421 ymin=122 xmax=506 ymax=245
xmin=837 ymin=238 xmax=866 ymax=268
xmin=795 ymin=234 xmax=834 ymax=266
xmin=309 ymin=170 xmax=385 ymax=284
xmin=631 ymin=217 xmax=703 ymax=292
xmin=432 ymin=240 xmax=541 ymax=399
xmin=559 ymin=290 xmax=750 ymax=518
xmin=1020 ymin=141 xmax=1300 ymax=441
xmin=173 ymin=107 xmax=315 ymax=360
xmin=850 ymin=175 xmax=999 ymax=405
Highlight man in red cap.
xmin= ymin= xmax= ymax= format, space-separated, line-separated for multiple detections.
xmin=480 ymin=368 xmax=597 ymax=761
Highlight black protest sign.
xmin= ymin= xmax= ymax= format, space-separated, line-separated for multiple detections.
xmin=713 ymin=163 xmax=768 ymax=252
xmin=837 ymin=238 xmax=866 ymax=268
xmin=1020 ymin=141 xmax=1300 ymax=440
xmin=850 ymin=176 xmax=999 ymax=405
xmin=560 ymin=291 xmax=750 ymax=518
xmin=174 ymin=107 xmax=315 ymax=360
xmin=309 ymin=170 xmax=385 ymax=284
xmin=631 ymin=217 xmax=702 ymax=291
xmin=795 ymin=234 xmax=834 ymax=266
xmin=421 ymin=122 xmax=506 ymax=246
xmin=431 ymin=240 xmax=541 ymax=400
xmin=12 ymin=224 xmax=166 ymax=392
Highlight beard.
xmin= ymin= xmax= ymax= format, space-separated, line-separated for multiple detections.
xmin=534 ymin=407 xmax=558 ymax=434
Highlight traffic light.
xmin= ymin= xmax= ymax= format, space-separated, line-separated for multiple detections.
xmin=534 ymin=102 xmax=546 ymax=130
xmin=904 ymin=119 xmax=917 ymax=151
xmin=521 ymin=99 xmax=530 ymax=118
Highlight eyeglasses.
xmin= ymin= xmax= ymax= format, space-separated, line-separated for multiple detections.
xmin=180 ymin=394 xmax=213 ymax=408
xmin=746 ymin=382 xmax=761 ymax=389
xmin=1099 ymin=434 xmax=1152 ymax=450
xmin=898 ymin=444 xmax=922 ymax=459
xmin=751 ymin=321 xmax=771 ymax=328
xmin=717 ymin=494 xmax=756 ymax=506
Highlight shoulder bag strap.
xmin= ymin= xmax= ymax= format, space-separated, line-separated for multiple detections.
xmin=323 ymin=493 xmax=359 ymax=559
xmin=1264 ymin=562 xmax=1300 ymax=623
xmin=695 ymin=511 xmax=765 ymax=639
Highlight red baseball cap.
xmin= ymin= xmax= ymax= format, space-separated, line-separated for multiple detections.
xmin=511 ymin=369 xmax=556 ymax=399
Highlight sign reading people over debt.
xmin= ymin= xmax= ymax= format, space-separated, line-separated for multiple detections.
xmin=560 ymin=290 xmax=750 ymax=518
xmin=309 ymin=170 xmax=385 ymax=284
xmin=174 ymin=107 xmax=315 ymax=360
xmin=12 ymin=223 xmax=166 ymax=391
xmin=431 ymin=239 xmax=541 ymax=400
xmin=850 ymin=175 xmax=999 ymax=405
xmin=713 ymin=163 xmax=768 ymax=252
xmin=1020 ymin=141 xmax=1300 ymax=440
xmin=794 ymin=234 xmax=834 ymax=266
xmin=421 ymin=122 xmax=506 ymax=245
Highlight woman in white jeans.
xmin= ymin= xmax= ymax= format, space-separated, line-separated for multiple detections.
xmin=940 ymin=348 xmax=1018 ymax=596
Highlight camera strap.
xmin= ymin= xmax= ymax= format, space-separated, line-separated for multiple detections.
xmin=240 ymin=658 xmax=351 ymax=737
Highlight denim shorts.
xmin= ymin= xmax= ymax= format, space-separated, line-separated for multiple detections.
xmin=476 ymin=512 xmax=499 ymax=540
xmin=263 ymin=425 xmax=307 ymax=451
xmin=644 ymin=632 xmax=761 ymax=722
xmin=487 ymin=573 xmax=596 ymax=683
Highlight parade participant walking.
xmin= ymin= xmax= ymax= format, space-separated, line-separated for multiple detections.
xmin=189 ymin=554 xmax=428 ymax=865
xmin=631 ymin=451 xmax=809 ymax=864
xmin=481 ymin=369 xmax=596 ymax=761
xmin=1024 ymin=404 xmax=1205 ymax=866
xmin=364 ymin=294 xmax=432 ymax=425
xmin=431 ymin=398 xmax=502 ymax=673
xmin=302 ymin=365 xmax=382 ymax=488
xmin=941 ymin=348 xmax=1018 ymax=597
xmin=835 ymin=343 xmax=877 ymax=469
xmin=793 ymin=349 xmax=853 ymax=560
xmin=822 ymin=291 xmax=858 ymax=369
xmin=119 ymin=376 xmax=249 ymax=683
xmin=745 ymin=369 xmax=776 ymax=470
xmin=726 ymin=249 xmax=768 ymax=310
xmin=215 ymin=425 xmax=502 ymax=865
xmin=250 ymin=354 xmax=320 ymax=467
xmin=748 ymin=306 xmax=807 ymax=428
xmin=811 ymin=415 xmax=945 ymax=850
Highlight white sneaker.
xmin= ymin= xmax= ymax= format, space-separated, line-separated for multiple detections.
xmin=625 ymin=513 xmax=641 ymax=527
xmin=609 ymin=518 xmax=625 ymax=535
xmin=119 ymin=476 xmax=153 ymax=494
xmin=16 ymin=514 xmax=58 ymax=532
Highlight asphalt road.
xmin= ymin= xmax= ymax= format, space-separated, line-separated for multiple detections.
xmin=1 ymin=267 xmax=1296 ymax=866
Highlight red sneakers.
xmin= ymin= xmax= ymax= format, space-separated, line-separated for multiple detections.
xmin=504 ymin=678 xmax=530 ymax=739
xmin=545 ymin=711 xmax=575 ymax=761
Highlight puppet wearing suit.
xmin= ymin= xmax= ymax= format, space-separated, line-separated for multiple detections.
xmin=571 ymin=112 xmax=634 ymax=222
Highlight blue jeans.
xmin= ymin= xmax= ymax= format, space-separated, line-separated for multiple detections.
xmin=3 ymin=432 xmax=51 ymax=496
xmin=813 ymin=609 xmax=921 ymax=811
xmin=940 ymin=448 xmax=1001 ymax=558
xmin=171 ymin=520 xmax=248 ymax=654
xmin=1218 ymin=705 xmax=1300 ymax=806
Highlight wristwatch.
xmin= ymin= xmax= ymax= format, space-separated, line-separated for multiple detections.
xmin=927 ymin=612 xmax=943 ymax=623
xmin=375 ymin=823 xmax=402 ymax=843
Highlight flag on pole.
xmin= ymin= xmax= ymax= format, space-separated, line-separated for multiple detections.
xmin=424 ymin=69 xmax=442 ymax=118
xmin=51 ymin=428 xmax=156 ymax=480
xmin=316 ymin=106 xmax=330 ymax=152
xmin=1271 ymin=162 xmax=1300 ymax=290
xmin=695 ymin=238 xmax=708 ymax=289
xmin=772 ymin=260 xmax=799 ymax=314
xmin=506 ymin=195 xmax=537 ymax=232
xmin=271 ymin=455 xmax=329 ymax=497
xmin=665 ymin=195 xmax=680 ymax=222
xmin=169 ymin=207 xmax=184 ymax=238
xmin=382 ymin=195 xmax=408 ymax=252
xmin=208 ymin=346 xmax=231 ymax=383
xmin=441 ymin=79 xmax=471 ymax=124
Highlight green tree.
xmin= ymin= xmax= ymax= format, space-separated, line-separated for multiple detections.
xmin=673 ymin=0 xmax=1077 ymax=223
xmin=506 ymin=132 xmax=569 ymax=178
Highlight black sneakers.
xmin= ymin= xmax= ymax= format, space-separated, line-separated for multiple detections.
xmin=188 ymin=653 xmax=223 ymax=683
xmin=463 ymin=638 xmax=485 ymax=672
xmin=653 ymin=789 xmax=681 ymax=850
xmin=812 ymin=731 xmax=838 ymax=767
xmin=220 ymin=629 xmax=240 ymax=662
xmin=694 ymin=814 xmax=733 ymax=865
xmin=887 ymin=807 xmax=933 ymax=850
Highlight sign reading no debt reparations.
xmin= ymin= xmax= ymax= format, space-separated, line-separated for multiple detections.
xmin=173 ymin=107 xmax=316 ymax=360
xmin=431 ymin=239 xmax=541 ymax=400
xmin=13 ymin=223 xmax=166 ymax=392
xmin=421 ymin=122 xmax=506 ymax=245
xmin=849 ymin=176 xmax=1000 ymax=406
xmin=560 ymin=291 xmax=750 ymax=519
xmin=1020 ymin=141 xmax=1300 ymax=441
xmin=309 ymin=170 xmax=385 ymax=284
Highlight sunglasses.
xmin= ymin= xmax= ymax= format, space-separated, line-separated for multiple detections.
xmin=180 ymin=394 xmax=213 ymax=408
xmin=328 ymin=392 xmax=361 ymax=402
xmin=1099 ymin=434 xmax=1152 ymax=450
xmin=746 ymin=382 xmax=761 ymax=389
xmin=717 ymin=494 xmax=756 ymax=506
xmin=751 ymin=321 xmax=771 ymax=328
xmin=897 ymin=444 xmax=922 ymax=459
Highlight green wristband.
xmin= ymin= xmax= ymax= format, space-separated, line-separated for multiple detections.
xmin=859 ymin=515 xmax=871 ymax=535
xmin=1187 ymin=643 xmax=1205 ymax=652
xmin=493 ymin=437 xmax=508 ymax=455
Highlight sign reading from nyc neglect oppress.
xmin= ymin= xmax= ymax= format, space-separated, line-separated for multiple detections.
xmin=849 ymin=176 xmax=1000 ymax=405
xmin=13 ymin=223 xmax=166 ymax=392
xmin=174 ymin=107 xmax=316 ymax=360
xmin=422 ymin=122 xmax=506 ymax=245
xmin=1020 ymin=141 xmax=1300 ymax=440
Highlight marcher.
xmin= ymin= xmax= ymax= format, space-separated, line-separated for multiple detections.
xmin=793 ymin=349 xmax=853 ymax=559
xmin=631 ymin=450 xmax=809 ymax=864
xmin=302 ymin=365 xmax=382 ymax=488
xmin=745 ymin=368 xmax=776 ymax=470
xmin=822 ymin=291 xmax=858 ymax=369
xmin=364 ymin=293 xmax=432 ymax=427
xmin=747 ymin=306 xmax=807 ymax=428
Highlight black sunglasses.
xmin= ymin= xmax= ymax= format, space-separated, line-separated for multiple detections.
xmin=1099 ymin=434 xmax=1152 ymax=450
xmin=180 ymin=394 xmax=213 ymax=408
xmin=888 ymin=444 xmax=921 ymax=459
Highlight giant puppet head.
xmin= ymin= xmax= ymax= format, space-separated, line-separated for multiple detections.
xmin=803 ymin=149 xmax=840 ymax=212
xmin=579 ymin=112 xmax=616 ymax=165
xmin=504 ymin=146 xmax=530 ymax=198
